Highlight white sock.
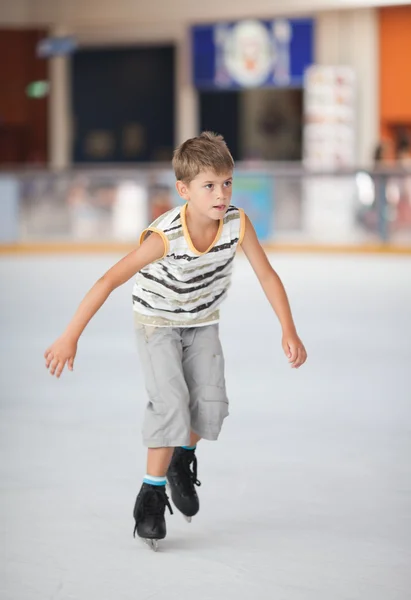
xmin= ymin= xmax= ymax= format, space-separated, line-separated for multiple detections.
xmin=143 ymin=474 xmax=166 ymax=487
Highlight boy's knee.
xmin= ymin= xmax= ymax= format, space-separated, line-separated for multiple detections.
xmin=143 ymin=393 xmax=191 ymax=448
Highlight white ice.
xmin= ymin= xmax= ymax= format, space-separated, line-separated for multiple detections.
xmin=1 ymin=253 xmax=410 ymax=600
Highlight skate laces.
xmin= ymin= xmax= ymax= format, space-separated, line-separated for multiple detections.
xmin=144 ymin=489 xmax=173 ymax=516
xmin=190 ymin=454 xmax=201 ymax=488
xmin=133 ymin=487 xmax=173 ymax=537
xmin=177 ymin=451 xmax=201 ymax=494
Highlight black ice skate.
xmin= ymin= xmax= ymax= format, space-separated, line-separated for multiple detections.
xmin=166 ymin=448 xmax=201 ymax=522
xmin=133 ymin=483 xmax=173 ymax=552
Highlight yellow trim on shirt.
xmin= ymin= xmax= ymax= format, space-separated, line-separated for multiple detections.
xmin=180 ymin=203 xmax=224 ymax=256
xmin=238 ymin=208 xmax=246 ymax=245
xmin=139 ymin=227 xmax=169 ymax=259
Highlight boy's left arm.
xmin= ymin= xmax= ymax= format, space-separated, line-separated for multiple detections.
xmin=241 ymin=214 xmax=307 ymax=369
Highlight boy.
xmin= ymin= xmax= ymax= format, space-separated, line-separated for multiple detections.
xmin=45 ymin=132 xmax=307 ymax=551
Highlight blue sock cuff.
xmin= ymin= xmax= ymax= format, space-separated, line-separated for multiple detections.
xmin=143 ymin=475 xmax=167 ymax=486
xmin=181 ymin=445 xmax=196 ymax=451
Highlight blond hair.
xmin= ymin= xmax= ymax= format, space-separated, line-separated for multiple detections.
xmin=172 ymin=131 xmax=234 ymax=183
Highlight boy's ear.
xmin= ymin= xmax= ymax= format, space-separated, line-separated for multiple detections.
xmin=176 ymin=180 xmax=190 ymax=201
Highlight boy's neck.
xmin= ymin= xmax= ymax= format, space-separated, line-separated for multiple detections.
xmin=185 ymin=203 xmax=219 ymax=233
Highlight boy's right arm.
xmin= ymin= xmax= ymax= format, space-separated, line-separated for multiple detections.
xmin=45 ymin=232 xmax=165 ymax=378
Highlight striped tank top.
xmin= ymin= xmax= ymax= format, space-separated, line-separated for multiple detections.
xmin=132 ymin=203 xmax=245 ymax=327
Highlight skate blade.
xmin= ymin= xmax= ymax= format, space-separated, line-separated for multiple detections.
xmin=143 ymin=538 xmax=159 ymax=552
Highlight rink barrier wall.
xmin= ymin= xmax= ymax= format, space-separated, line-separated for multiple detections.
xmin=1 ymin=164 xmax=411 ymax=250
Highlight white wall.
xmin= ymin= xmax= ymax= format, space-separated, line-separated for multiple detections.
xmin=1 ymin=0 xmax=409 ymax=26
xmin=316 ymin=9 xmax=379 ymax=165
xmin=0 ymin=0 xmax=30 ymax=24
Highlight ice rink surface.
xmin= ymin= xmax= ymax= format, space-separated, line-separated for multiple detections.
xmin=1 ymin=252 xmax=410 ymax=600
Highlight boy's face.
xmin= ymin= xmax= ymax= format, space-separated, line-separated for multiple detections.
xmin=176 ymin=169 xmax=233 ymax=220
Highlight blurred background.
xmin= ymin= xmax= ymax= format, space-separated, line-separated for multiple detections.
xmin=1 ymin=2 xmax=411 ymax=600
xmin=1 ymin=0 xmax=411 ymax=248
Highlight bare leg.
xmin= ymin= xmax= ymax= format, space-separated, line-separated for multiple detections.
xmin=190 ymin=431 xmax=202 ymax=446
xmin=146 ymin=433 xmax=201 ymax=478
xmin=146 ymin=447 xmax=174 ymax=476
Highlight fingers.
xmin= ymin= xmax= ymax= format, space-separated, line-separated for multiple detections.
xmin=49 ymin=356 xmax=60 ymax=376
xmin=290 ymin=347 xmax=301 ymax=369
xmin=291 ymin=346 xmax=308 ymax=369
xmin=45 ymin=351 xmax=54 ymax=369
xmin=282 ymin=340 xmax=291 ymax=359
xmin=287 ymin=343 xmax=298 ymax=364
xmin=55 ymin=358 xmax=67 ymax=378
xmin=50 ymin=357 xmax=66 ymax=377
xmin=45 ymin=352 xmax=71 ymax=377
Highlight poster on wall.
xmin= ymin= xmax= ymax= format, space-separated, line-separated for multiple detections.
xmin=302 ymin=65 xmax=358 ymax=242
xmin=303 ymin=65 xmax=356 ymax=170
xmin=192 ymin=18 xmax=314 ymax=90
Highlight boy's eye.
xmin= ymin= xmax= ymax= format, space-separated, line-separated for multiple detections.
xmin=204 ymin=181 xmax=231 ymax=190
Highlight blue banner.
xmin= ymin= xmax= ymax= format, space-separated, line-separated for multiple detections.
xmin=233 ymin=173 xmax=274 ymax=241
xmin=0 ymin=177 xmax=19 ymax=243
xmin=192 ymin=18 xmax=314 ymax=90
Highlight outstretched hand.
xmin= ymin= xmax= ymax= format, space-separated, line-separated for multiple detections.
xmin=282 ymin=333 xmax=307 ymax=369
xmin=44 ymin=335 xmax=78 ymax=378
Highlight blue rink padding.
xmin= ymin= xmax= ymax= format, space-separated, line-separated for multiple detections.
xmin=0 ymin=176 xmax=19 ymax=243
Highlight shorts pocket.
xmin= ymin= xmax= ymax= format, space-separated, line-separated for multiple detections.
xmin=146 ymin=398 xmax=167 ymax=416
xmin=207 ymin=352 xmax=226 ymax=390
xmin=204 ymin=351 xmax=229 ymax=424
xmin=200 ymin=386 xmax=229 ymax=429
xmin=143 ymin=398 xmax=168 ymax=440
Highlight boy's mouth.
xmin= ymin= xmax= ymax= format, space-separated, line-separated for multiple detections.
xmin=213 ymin=204 xmax=227 ymax=211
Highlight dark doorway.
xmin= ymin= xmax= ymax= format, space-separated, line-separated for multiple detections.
xmin=199 ymin=88 xmax=303 ymax=162
xmin=199 ymin=91 xmax=240 ymax=160
xmin=72 ymin=46 xmax=175 ymax=163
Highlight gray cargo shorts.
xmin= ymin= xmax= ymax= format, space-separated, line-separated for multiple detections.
xmin=135 ymin=323 xmax=229 ymax=448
